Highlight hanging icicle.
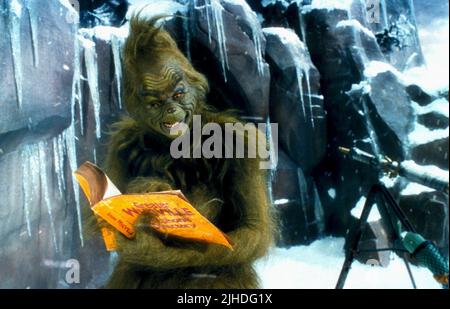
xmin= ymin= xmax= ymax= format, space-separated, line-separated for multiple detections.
xmin=195 ymin=0 xmax=230 ymax=82
xmin=111 ymin=34 xmax=124 ymax=109
xmin=8 ymin=0 xmax=23 ymax=108
xmin=38 ymin=141 xmax=59 ymax=253
xmin=26 ymin=1 xmax=39 ymax=67
xmin=80 ymin=35 xmax=102 ymax=139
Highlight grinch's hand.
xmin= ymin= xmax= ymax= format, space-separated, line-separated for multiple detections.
xmin=116 ymin=214 xmax=166 ymax=264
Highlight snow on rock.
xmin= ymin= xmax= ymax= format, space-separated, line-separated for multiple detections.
xmin=350 ymin=196 xmax=381 ymax=222
xmin=327 ymin=188 xmax=336 ymax=199
xmin=262 ymin=0 xmax=289 ymax=8
xmin=400 ymin=160 xmax=449 ymax=183
xmin=301 ymin=0 xmax=354 ymax=14
xmin=336 ymin=19 xmax=376 ymax=39
xmin=255 ymin=237 xmax=441 ymax=289
xmin=412 ymin=98 xmax=449 ymax=118
xmin=408 ymin=123 xmax=449 ymax=146
xmin=263 ymin=27 xmax=313 ymax=127
xmin=401 ymin=182 xmax=435 ymax=196
xmin=364 ymin=60 xmax=402 ymax=79
xmin=226 ymin=0 xmax=266 ymax=75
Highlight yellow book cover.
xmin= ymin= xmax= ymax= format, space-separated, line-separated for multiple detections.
xmin=74 ymin=162 xmax=233 ymax=251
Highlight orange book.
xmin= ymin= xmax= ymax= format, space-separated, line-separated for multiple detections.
xmin=74 ymin=162 xmax=233 ymax=251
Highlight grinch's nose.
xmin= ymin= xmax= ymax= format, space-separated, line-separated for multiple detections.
xmin=167 ymin=107 xmax=176 ymax=114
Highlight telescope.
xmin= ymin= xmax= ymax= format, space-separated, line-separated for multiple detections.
xmin=336 ymin=146 xmax=449 ymax=289
xmin=338 ymin=146 xmax=449 ymax=193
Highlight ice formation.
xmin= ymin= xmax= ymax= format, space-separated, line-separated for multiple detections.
xmin=263 ymin=27 xmax=315 ymax=128
xmin=80 ymin=34 xmax=102 ymax=139
xmin=8 ymin=0 xmax=23 ymax=108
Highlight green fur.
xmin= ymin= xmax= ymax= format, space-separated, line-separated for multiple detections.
xmin=95 ymin=15 xmax=276 ymax=289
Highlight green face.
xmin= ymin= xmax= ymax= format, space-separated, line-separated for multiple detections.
xmin=137 ymin=64 xmax=196 ymax=139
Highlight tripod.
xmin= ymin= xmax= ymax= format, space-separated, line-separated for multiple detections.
xmin=335 ymin=182 xmax=418 ymax=289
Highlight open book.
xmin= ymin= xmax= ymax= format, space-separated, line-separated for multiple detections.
xmin=74 ymin=162 xmax=233 ymax=251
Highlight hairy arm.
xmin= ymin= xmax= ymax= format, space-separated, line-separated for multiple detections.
xmin=116 ymin=156 xmax=275 ymax=269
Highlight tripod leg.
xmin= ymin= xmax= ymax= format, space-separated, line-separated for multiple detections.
xmin=402 ymin=252 xmax=417 ymax=289
xmin=335 ymin=185 xmax=381 ymax=289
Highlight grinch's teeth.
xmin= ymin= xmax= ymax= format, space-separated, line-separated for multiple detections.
xmin=164 ymin=121 xmax=180 ymax=128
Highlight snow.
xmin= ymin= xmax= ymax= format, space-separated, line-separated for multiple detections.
xmin=301 ymin=0 xmax=354 ymax=14
xmin=401 ymin=182 xmax=435 ymax=196
xmin=417 ymin=17 xmax=449 ymax=92
xmin=400 ymin=160 xmax=449 ymax=184
xmin=126 ymin=0 xmax=187 ymax=20
xmin=348 ymin=80 xmax=371 ymax=94
xmin=274 ymin=199 xmax=289 ymax=205
xmin=408 ymin=123 xmax=449 ymax=146
xmin=412 ymin=98 xmax=449 ymax=118
xmin=351 ymin=196 xmax=382 ymax=222
xmin=364 ymin=61 xmax=402 ymax=79
xmin=327 ymin=188 xmax=336 ymax=199
xmin=379 ymin=175 xmax=397 ymax=188
xmin=83 ymin=25 xmax=129 ymax=42
xmin=261 ymin=0 xmax=289 ymax=8
xmin=336 ymin=19 xmax=376 ymax=39
xmin=255 ymin=237 xmax=441 ymax=289
xmin=365 ymin=60 xmax=449 ymax=97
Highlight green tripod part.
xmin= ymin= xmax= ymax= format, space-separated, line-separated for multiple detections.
xmin=402 ymin=232 xmax=449 ymax=288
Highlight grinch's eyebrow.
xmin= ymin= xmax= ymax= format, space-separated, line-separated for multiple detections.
xmin=142 ymin=67 xmax=183 ymax=90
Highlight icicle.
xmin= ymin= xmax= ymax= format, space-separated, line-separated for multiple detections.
xmin=38 ymin=141 xmax=58 ymax=252
xmin=183 ymin=12 xmax=192 ymax=61
xmin=266 ymin=117 xmax=278 ymax=171
xmin=73 ymin=35 xmax=83 ymax=135
xmin=53 ymin=135 xmax=66 ymax=197
xmin=64 ymin=27 xmax=84 ymax=247
xmin=242 ymin=0 xmax=265 ymax=75
xmin=295 ymin=66 xmax=307 ymax=120
xmin=8 ymin=0 xmax=23 ymax=108
xmin=64 ymin=125 xmax=84 ymax=247
xmin=361 ymin=98 xmax=381 ymax=156
xmin=21 ymin=145 xmax=35 ymax=237
xmin=211 ymin=0 xmax=229 ymax=82
xmin=111 ymin=34 xmax=123 ymax=109
xmin=81 ymin=36 xmax=102 ymax=139
xmin=93 ymin=147 xmax=97 ymax=164
xmin=296 ymin=168 xmax=309 ymax=228
xmin=303 ymin=67 xmax=315 ymax=128
xmin=200 ymin=0 xmax=229 ymax=82
xmin=380 ymin=0 xmax=389 ymax=28
xmin=26 ymin=2 xmax=39 ymax=67
xmin=312 ymin=183 xmax=325 ymax=234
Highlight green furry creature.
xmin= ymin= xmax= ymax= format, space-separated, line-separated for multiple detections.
xmin=100 ymin=16 xmax=275 ymax=289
